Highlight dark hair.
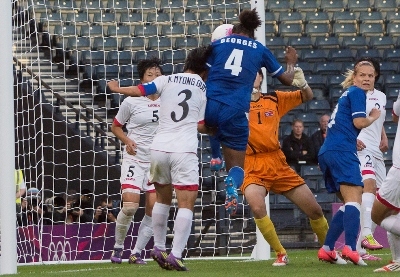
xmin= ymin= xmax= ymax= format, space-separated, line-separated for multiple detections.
xmin=183 ymin=45 xmax=213 ymax=75
xmin=258 ymin=69 xmax=264 ymax=80
xmin=137 ymin=57 xmax=163 ymax=81
xmin=232 ymin=9 xmax=261 ymax=39
xmin=354 ymin=57 xmax=380 ymax=83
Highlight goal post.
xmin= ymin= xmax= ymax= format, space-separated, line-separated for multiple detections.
xmin=0 ymin=0 xmax=18 ymax=275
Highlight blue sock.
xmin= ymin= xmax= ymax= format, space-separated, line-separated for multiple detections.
xmin=209 ymin=135 xmax=222 ymax=159
xmin=343 ymin=202 xmax=361 ymax=251
xmin=324 ymin=206 xmax=344 ymax=250
xmin=228 ymin=166 xmax=244 ymax=189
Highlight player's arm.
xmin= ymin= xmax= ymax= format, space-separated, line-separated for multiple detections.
xmin=353 ymin=108 xmax=381 ymax=129
xmin=290 ymin=67 xmax=313 ymax=102
xmin=393 ymin=98 xmax=400 ymax=123
xmin=379 ymin=127 xmax=389 ymax=152
xmin=276 ymin=46 xmax=297 ymax=85
xmin=111 ymin=119 xmax=137 ymax=155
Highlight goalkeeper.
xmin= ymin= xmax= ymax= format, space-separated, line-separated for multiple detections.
xmin=242 ymin=67 xmax=329 ymax=266
xmin=109 ymin=57 xmax=163 ymax=265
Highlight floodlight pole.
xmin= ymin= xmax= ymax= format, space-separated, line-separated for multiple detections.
xmin=0 ymin=0 xmax=18 ymax=275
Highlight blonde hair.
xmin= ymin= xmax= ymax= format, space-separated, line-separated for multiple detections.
xmin=340 ymin=61 xmax=375 ymax=89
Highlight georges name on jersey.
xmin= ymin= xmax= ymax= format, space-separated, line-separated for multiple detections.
xmin=220 ymin=36 xmax=258 ymax=49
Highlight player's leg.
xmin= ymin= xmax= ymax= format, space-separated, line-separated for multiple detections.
xmin=374 ymin=232 xmax=400 ymax=272
xmin=244 ymin=183 xmax=287 ymax=266
xmin=129 ymin=190 xmax=156 ymax=264
xmin=209 ymin=135 xmax=225 ymax=171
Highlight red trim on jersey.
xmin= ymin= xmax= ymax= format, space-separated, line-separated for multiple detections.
xmin=198 ymin=120 xmax=205 ymax=124
xmin=113 ymin=118 xmax=123 ymax=127
xmin=121 ymin=184 xmax=140 ymax=190
xmin=362 ymin=169 xmax=375 ymax=176
xmin=173 ymin=184 xmax=199 ymax=191
xmin=138 ymin=84 xmax=146 ymax=96
xmin=376 ymin=193 xmax=400 ymax=212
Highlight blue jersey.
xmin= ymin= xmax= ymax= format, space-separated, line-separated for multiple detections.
xmin=319 ymin=86 xmax=367 ymax=154
xmin=206 ymin=34 xmax=284 ymax=112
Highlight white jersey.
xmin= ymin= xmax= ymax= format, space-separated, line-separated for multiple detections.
xmin=393 ymin=96 xmax=400 ymax=168
xmin=140 ymin=73 xmax=207 ymax=153
xmin=114 ymin=96 xmax=160 ymax=162
xmin=357 ymin=89 xmax=387 ymax=159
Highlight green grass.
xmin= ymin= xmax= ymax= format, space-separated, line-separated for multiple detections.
xmin=5 ymin=249 xmax=393 ymax=276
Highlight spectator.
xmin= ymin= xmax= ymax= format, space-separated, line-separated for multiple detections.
xmin=43 ymin=195 xmax=67 ymax=224
xmin=93 ymin=196 xmax=118 ymax=223
xmin=18 ymin=187 xmax=43 ymax=226
xmin=65 ymin=190 xmax=92 ymax=223
xmin=311 ymin=114 xmax=330 ymax=163
xmin=15 ymin=169 xmax=26 ymax=209
xmin=282 ymin=119 xmax=315 ymax=172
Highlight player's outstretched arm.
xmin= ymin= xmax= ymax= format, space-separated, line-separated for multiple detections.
xmin=353 ymin=108 xmax=381 ymax=129
xmin=107 ymin=80 xmax=143 ymax=97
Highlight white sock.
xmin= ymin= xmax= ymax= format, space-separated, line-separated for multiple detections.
xmin=114 ymin=210 xmax=133 ymax=248
xmin=152 ymin=202 xmax=170 ymax=250
xmin=171 ymin=208 xmax=193 ymax=259
xmin=381 ymin=215 xmax=400 ymax=237
xmin=132 ymin=215 xmax=153 ymax=254
xmin=361 ymin=192 xmax=375 ymax=237
xmin=387 ymin=232 xmax=400 ymax=263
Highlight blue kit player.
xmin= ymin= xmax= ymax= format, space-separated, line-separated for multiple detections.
xmin=205 ymin=9 xmax=303 ymax=215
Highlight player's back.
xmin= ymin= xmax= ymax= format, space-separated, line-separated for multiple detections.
xmin=150 ymin=73 xmax=207 ymax=153
xmin=206 ymin=34 xmax=283 ymax=112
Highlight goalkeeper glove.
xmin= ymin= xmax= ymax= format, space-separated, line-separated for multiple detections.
xmin=291 ymin=67 xmax=308 ymax=89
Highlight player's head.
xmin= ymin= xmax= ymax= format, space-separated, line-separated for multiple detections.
xmin=355 ymin=57 xmax=380 ymax=83
xmin=137 ymin=57 xmax=163 ymax=83
xmin=183 ymin=45 xmax=213 ymax=79
xmin=341 ymin=60 xmax=376 ymax=91
xmin=232 ymin=9 xmax=261 ymax=39
xmin=251 ymin=69 xmax=264 ymax=102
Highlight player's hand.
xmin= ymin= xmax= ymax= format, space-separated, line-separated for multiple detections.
xmin=379 ymin=136 xmax=389 ymax=152
xmin=285 ymin=46 xmax=298 ymax=65
xmin=369 ymin=108 xmax=381 ymax=120
xmin=107 ymin=80 xmax=119 ymax=92
xmin=125 ymin=139 xmax=137 ymax=155
xmin=357 ymin=139 xmax=366 ymax=151
xmin=291 ymin=67 xmax=308 ymax=89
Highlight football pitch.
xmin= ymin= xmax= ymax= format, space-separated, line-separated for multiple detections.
xmin=6 ymin=249 xmax=392 ymax=276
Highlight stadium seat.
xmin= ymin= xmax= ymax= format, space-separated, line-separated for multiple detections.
xmin=134 ymin=25 xmax=159 ymax=37
xmin=358 ymin=23 xmax=385 ymax=37
xmin=356 ymin=49 xmax=382 ymax=61
xmin=92 ymin=37 xmax=118 ymax=51
xmin=225 ymin=11 xmax=240 ymax=24
xmin=314 ymin=193 xmax=336 ymax=203
xmin=375 ymin=0 xmax=397 ymax=12
xmin=348 ymin=0 xmax=372 ymax=12
xmin=146 ymin=12 xmax=171 ymax=26
xmin=312 ymin=88 xmax=328 ymax=100
xmin=130 ymin=0 xmax=159 ymax=14
xmin=305 ymin=11 xmax=330 ymax=24
xmin=186 ymin=0 xmax=212 ymax=13
xmin=67 ymin=36 xmax=91 ymax=51
xmin=385 ymin=87 xmax=400 ymax=101
xmin=341 ymin=36 xmax=368 ymax=49
xmin=106 ymin=50 xmax=133 ymax=65
xmin=106 ymin=0 xmax=129 ymax=12
xmin=213 ymin=0 xmax=238 ymax=13
xmin=329 ymin=87 xmax=344 ymax=105
xmin=306 ymin=99 xmax=331 ymax=115
xmin=120 ymin=37 xmax=145 ymax=51
xmin=120 ymin=64 xmax=139 ymax=78
xmin=265 ymin=24 xmax=278 ymax=37
xmin=266 ymin=0 xmax=292 ymax=12
xmin=300 ymin=49 xmax=328 ymax=62
xmin=341 ymin=61 xmax=356 ymax=72
xmin=369 ymin=36 xmax=395 ymax=49
xmin=147 ymin=36 xmax=172 ymax=50
xmin=278 ymin=11 xmax=303 ymax=24
xmin=93 ymin=11 xmax=117 ymax=26
xmin=304 ymin=23 xmax=330 ymax=37
xmin=161 ymin=25 xmax=185 ymax=38
xmin=265 ymin=37 xmax=287 ymax=50
xmin=273 ymin=48 xmax=287 ymax=63
xmin=332 ymin=23 xmax=358 ymax=37
xmin=382 ymin=149 xmax=393 ymax=166
xmin=161 ymin=63 xmax=174 ymax=75
xmin=384 ymin=74 xmax=400 ymax=88
xmin=107 ymin=25 xmax=132 ymax=37
xmin=294 ymin=62 xmax=314 ymax=75
xmin=173 ymin=12 xmax=197 ymax=26
xmin=119 ymin=12 xmax=145 ymax=25
xmin=265 ymin=12 xmax=278 ymax=25
xmin=94 ymin=64 xmax=120 ymax=80
xmin=314 ymin=62 xmax=341 ymax=75
xmin=294 ymin=112 xmax=320 ymax=127
xmin=387 ymin=99 xmax=394 ymax=110
xmin=383 ymin=48 xmax=400 ymax=62
xmin=198 ymin=12 xmax=224 ymax=28
xmin=278 ymin=23 xmax=303 ymax=37
xmin=379 ymin=62 xmax=398 ymax=76
xmin=304 ymin=178 xmax=318 ymax=192
xmin=314 ymin=36 xmax=340 ymax=49
xmin=173 ymin=63 xmax=184 ymax=73
xmin=159 ymin=0 xmax=185 ymax=13
xmin=280 ymin=114 xmax=295 ymax=125
xmin=80 ymin=50 xmax=106 ymax=66
xmin=187 ymin=25 xmax=211 ymax=38
xmin=327 ymin=74 xmax=346 ymax=89
xmin=387 ymin=23 xmax=400 ymax=37
xmin=175 ymin=37 xmax=200 ymax=50
xmin=332 ymin=11 xmax=357 ymax=24
xmin=162 ymin=49 xmax=186 ymax=64
xmin=52 ymin=25 xmax=78 ymax=47
xmin=359 ymin=11 xmax=384 ymax=24
xmin=305 ymin=75 xmax=327 ymax=90
xmin=320 ymin=0 xmax=346 ymax=13
xmin=300 ymin=165 xmax=323 ymax=181
xmin=80 ymin=25 xmax=105 ymax=38
xmin=386 ymin=11 xmax=400 ymax=23
xmin=287 ymin=37 xmax=313 ymax=49
xmin=328 ymin=48 xmax=355 ymax=62
xmin=293 ymin=0 xmax=319 ymax=12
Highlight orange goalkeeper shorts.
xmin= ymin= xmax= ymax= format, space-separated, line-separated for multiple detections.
xmin=241 ymin=149 xmax=305 ymax=194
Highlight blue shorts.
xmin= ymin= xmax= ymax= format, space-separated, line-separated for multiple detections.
xmin=205 ymin=99 xmax=248 ymax=151
xmin=318 ymin=150 xmax=363 ymax=193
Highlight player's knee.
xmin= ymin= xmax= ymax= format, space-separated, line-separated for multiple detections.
xmin=122 ymin=202 xmax=139 ymax=216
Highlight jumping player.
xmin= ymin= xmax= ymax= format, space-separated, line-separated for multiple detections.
xmin=109 ymin=58 xmax=163 ymax=264
xmin=108 ymin=46 xmax=213 ymax=271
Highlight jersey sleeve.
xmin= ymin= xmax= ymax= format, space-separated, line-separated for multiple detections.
xmin=140 ymin=75 xmax=166 ymax=96
xmin=393 ymin=97 xmax=400 ymax=117
xmin=114 ymin=99 xmax=131 ymax=126
xmin=261 ymin=46 xmax=284 ymax=78
xmin=349 ymin=86 xmax=367 ymax=119
xmin=276 ymin=90 xmax=303 ymax=116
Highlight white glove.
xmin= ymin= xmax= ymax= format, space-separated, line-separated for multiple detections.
xmin=291 ymin=67 xmax=308 ymax=89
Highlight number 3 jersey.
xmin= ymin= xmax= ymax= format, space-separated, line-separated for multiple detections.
xmin=139 ymin=73 xmax=207 ymax=153
xmin=206 ymin=34 xmax=284 ymax=112
xmin=114 ymin=96 xmax=161 ymax=162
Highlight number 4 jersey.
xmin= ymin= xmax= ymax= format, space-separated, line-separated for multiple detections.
xmin=139 ymin=73 xmax=207 ymax=153
xmin=206 ymin=34 xmax=284 ymax=112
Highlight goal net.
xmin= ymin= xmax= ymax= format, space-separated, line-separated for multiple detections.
xmin=11 ymin=0 xmax=317 ymax=264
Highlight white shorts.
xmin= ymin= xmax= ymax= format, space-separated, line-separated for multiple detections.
xmin=358 ymin=151 xmax=386 ymax=188
xmin=149 ymin=150 xmax=199 ymax=190
xmin=377 ymin=166 xmax=400 ymax=211
xmin=120 ymin=157 xmax=155 ymax=194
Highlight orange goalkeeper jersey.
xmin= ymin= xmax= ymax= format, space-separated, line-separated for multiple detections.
xmin=246 ymin=90 xmax=303 ymax=155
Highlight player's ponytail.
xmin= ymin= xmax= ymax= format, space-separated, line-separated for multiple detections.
xmin=232 ymin=9 xmax=261 ymax=39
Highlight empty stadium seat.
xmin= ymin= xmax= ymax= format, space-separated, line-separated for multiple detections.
xmin=93 ymin=11 xmax=117 ymax=26
xmin=119 ymin=12 xmax=145 ymax=25
xmin=106 ymin=0 xmax=129 ymax=12
xmin=266 ymin=0 xmax=292 ymax=12
xmin=148 ymin=36 xmax=172 ymax=50
xmin=278 ymin=11 xmax=303 ymax=24
xmin=369 ymin=36 xmax=395 ymax=49
xmin=120 ymin=64 xmax=139 ymax=78
xmin=130 ymin=0 xmax=159 ymax=14
xmin=198 ymin=12 xmax=224 ymax=28
xmin=314 ymin=36 xmax=340 ymax=49
xmin=327 ymin=74 xmax=346 ymax=89
xmin=120 ymin=37 xmax=145 ymax=51
xmin=356 ymin=48 xmax=381 ymax=61
xmin=306 ymin=99 xmax=331 ymax=115
xmin=332 ymin=23 xmax=358 ymax=37
xmin=80 ymin=50 xmax=106 ymax=65
xmin=320 ymin=0 xmax=345 ymax=13
xmin=386 ymin=11 xmax=400 ymax=23
xmin=288 ymin=37 xmax=313 ymax=49
xmin=359 ymin=23 xmax=385 ymax=37
xmin=265 ymin=37 xmax=287 ymax=50
xmin=359 ymin=11 xmax=384 ymax=24
xmin=187 ymin=25 xmax=211 ymax=37
xmin=107 ymin=25 xmax=132 ymax=37
xmin=304 ymin=23 xmax=330 ymax=37
xmin=173 ymin=12 xmax=197 ymax=25
xmin=265 ymin=12 xmax=278 ymax=25
xmin=265 ymin=24 xmax=278 ymax=37
xmin=134 ymin=25 xmax=159 ymax=37
xmin=279 ymin=23 xmax=303 ymax=37
xmin=382 ymin=149 xmax=393 ymax=166
xmin=94 ymin=64 xmax=120 ymax=80
xmin=175 ymin=37 xmax=200 ymax=50
xmin=147 ymin=12 xmax=171 ymax=26
xmin=107 ymin=50 xmax=133 ymax=65
xmin=375 ymin=0 xmax=397 ymax=12
xmin=295 ymin=62 xmax=314 ymax=74
xmin=293 ymin=0 xmax=319 ymax=12
xmin=80 ymin=25 xmax=105 ymax=38
xmin=160 ymin=0 xmax=185 ymax=13
xmin=383 ymin=48 xmax=400 ymax=62
xmin=161 ymin=63 xmax=174 ymax=75
xmin=329 ymin=48 xmax=355 ymax=62
xmin=305 ymin=11 xmax=330 ymax=24
xmin=92 ymin=37 xmax=118 ymax=51
xmin=186 ymin=0 xmax=212 ymax=13
xmin=332 ymin=11 xmax=357 ymax=24
xmin=161 ymin=25 xmax=185 ymax=38
xmin=300 ymin=165 xmax=323 ymax=181
xmin=387 ymin=23 xmax=400 ymax=37
xmin=162 ymin=49 xmax=186 ymax=64
xmin=300 ymin=49 xmax=328 ymax=62
xmin=347 ymin=0 xmax=372 ymax=12
xmin=314 ymin=62 xmax=341 ymax=75
xmin=341 ymin=36 xmax=368 ymax=49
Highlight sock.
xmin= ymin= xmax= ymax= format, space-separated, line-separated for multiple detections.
xmin=323 ymin=205 xmax=345 ymax=251
xmin=152 ymin=202 xmax=170 ymax=250
xmin=171 ymin=208 xmax=193 ymax=259
xmin=381 ymin=214 xmax=400 ymax=237
xmin=387 ymin=232 xmax=400 ymax=263
xmin=344 ymin=202 xmax=361 ymax=251
xmin=360 ymin=192 xmax=375 ymax=237
xmin=309 ymin=216 xmax=329 ymax=246
xmin=228 ymin=166 xmax=244 ymax=189
xmin=209 ymin=135 xmax=222 ymax=159
xmin=114 ymin=210 xmax=133 ymax=248
xmin=254 ymin=215 xmax=286 ymax=255
xmin=132 ymin=215 xmax=153 ymax=254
